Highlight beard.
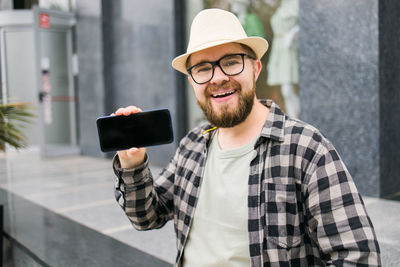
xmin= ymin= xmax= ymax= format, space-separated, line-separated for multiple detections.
xmin=197 ymin=79 xmax=256 ymax=128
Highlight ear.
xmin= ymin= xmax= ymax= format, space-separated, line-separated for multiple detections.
xmin=253 ymin=59 xmax=262 ymax=81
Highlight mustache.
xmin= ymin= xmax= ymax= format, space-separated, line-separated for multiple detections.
xmin=205 ymin=80 xmax=241 ymax=96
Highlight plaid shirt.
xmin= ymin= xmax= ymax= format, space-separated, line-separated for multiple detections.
xmin=113 ymin=100 xmax=381 ymax=266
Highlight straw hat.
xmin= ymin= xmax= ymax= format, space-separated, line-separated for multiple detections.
xmin=172 ymin=8 xmax=269 ymax=74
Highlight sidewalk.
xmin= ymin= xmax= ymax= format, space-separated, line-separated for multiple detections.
xmin=0 ymin=149 xmax=399 ymax=266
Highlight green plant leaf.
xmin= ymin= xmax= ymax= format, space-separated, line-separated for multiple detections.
xmin=0 ymin=102 xmax=35 ymax=151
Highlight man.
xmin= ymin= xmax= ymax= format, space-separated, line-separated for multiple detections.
xmin=113 ymin=8 xmax=381 ymax=267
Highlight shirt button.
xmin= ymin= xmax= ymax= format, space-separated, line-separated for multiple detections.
xmin=184 ymin=215 xmax=190 ymax=226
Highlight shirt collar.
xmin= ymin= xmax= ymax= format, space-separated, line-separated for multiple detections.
xmin=259 ymin=99 xmax=286 ymax=142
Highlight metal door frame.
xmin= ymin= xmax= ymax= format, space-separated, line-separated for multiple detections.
xmin=32 ymin=6 xmax=78 ymax=157
xmin=0 ymin=10 xmax=40 ymax=152
xmin=0 ymin=7 xmax=78 ymax=156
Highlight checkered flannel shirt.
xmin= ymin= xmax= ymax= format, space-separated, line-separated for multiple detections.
xmin=113 ymin=99 xmax=381 ymax=267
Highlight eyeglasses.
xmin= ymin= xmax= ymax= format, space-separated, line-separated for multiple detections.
xmin=187 ymin=53 xmax=255 ymax=85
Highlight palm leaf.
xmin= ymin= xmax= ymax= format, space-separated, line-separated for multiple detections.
xmin=0 ymin=102 xmax=35 ymax=151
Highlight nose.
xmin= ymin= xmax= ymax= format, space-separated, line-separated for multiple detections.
xmin=210 ymin=65 xmax=229 ymax=84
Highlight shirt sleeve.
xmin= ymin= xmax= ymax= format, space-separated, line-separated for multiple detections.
xmin=113 ymin=151 xmax=177 ymax=230
xmin=304 ymin=142 xmax=381 ymax=266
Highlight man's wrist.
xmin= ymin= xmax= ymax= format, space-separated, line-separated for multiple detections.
xmin=113 ymin=153 xmax=151 ymax=186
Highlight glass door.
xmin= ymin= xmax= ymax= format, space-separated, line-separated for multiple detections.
xmin=37 ymin=28 xmax=78 ymax=156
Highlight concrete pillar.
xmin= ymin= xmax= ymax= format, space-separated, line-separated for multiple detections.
xmin=76 ymin=0 xmax=106 ymax=157
xmin=76 ymin=0 xmax=179 ymax=165
xmin=100 ymin=0 xmax=178 ymax=165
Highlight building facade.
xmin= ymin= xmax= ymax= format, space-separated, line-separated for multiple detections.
xmin=1 ymin=0 xmax=399 ymax=198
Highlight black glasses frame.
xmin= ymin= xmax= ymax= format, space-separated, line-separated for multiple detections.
xmin=187 ymin=53 xmax=255 ymax=85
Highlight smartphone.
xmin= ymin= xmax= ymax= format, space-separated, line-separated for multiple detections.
xmin=96 ymin=109 xmax=174 ymax=152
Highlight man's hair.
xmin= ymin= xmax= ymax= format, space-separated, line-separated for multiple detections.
xmin=185 ymin=42 xmax=257 ymax=70
xmin=239 ymin=43 xmax=257 ymax=59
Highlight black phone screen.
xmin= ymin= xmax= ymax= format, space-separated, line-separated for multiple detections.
xmin=96 ymin=109 xmax=174 ymax=152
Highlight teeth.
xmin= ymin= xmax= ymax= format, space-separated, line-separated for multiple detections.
xmin=212 ymin=90 xmax=235 ymax=98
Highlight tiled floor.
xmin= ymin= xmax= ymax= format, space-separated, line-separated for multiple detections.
xmin=1 ymin=148 xmax=399 ymax=266
xmin=0 ymin=149 xmax=176 ymax=264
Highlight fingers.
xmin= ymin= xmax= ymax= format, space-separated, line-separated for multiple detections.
xmin=114 ymin=106 xmax=142 ymax=116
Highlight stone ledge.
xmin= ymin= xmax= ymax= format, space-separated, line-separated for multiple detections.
xmin=0 ymin=188 xmax=171 ymax=267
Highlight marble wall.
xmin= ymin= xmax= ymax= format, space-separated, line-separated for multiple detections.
xmin=299 ymin=0 xmax=400 ymax=198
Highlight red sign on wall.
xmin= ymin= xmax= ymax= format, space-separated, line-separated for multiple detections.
xmin=39 ymin=13 xmax=50 ymax=29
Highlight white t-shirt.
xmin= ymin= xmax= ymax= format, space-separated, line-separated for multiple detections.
xmin=183 ymin=132 xmax=257 ymax=267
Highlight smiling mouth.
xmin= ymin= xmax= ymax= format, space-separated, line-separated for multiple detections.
xmin=211 ymin=90 xmax=236 ymax=98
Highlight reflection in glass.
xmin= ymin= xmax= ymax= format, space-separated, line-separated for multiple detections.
xmin=267 ymin=0 xmax=299 ymax=118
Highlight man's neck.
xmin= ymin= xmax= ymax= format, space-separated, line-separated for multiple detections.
xmin=217 ymin=100 xmax=269 ymax=150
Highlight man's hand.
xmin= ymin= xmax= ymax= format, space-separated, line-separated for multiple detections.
xmin=113 ymin=106 xmax=146 ymax=169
